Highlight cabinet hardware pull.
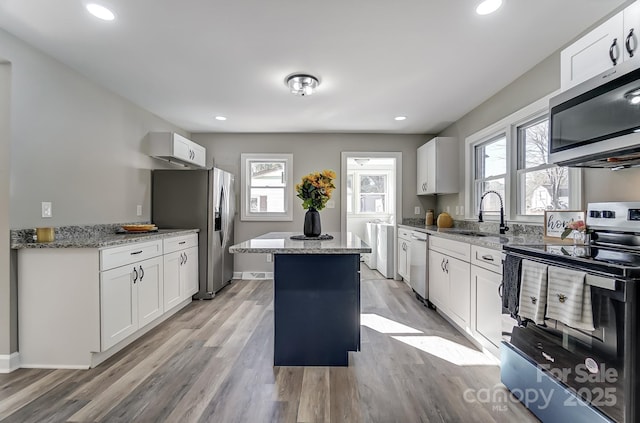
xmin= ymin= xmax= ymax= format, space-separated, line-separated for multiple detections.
xmin=445 ymin=259 xmax=449 ymax=273
xmin=131 ymin=250 xmax=143 ymax=255
xmin=626 ymin=28 xmax=635 ymax=58
xmin=498 ymin=283 xmax=503 ymax=298
xmin=481 ymin=254 xmax=494 ymax=261
xmin=179 ymin=253 xmax=184 ymax=265
xmin=132 ymin=267 xmax=138 ymax=283
xmin=441 ymin=258 xmax=445 ymax=272
xmin=184 ymin=253 xmax=188 ymax=264
xmin=609 ymin=38 xmax=619 ymax=65
xmin=179 ymin=241 xmax=186 ymax=245
xmin=139 ymin=265 xmax=144 ymax=281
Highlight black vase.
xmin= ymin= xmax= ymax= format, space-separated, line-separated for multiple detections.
xmin=303 ymin=208 xmax=321 ymax=237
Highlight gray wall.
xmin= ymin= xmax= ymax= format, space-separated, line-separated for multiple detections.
xmin=0 ymin=28 xmax=187 ymax=355
xmin=1 ymin=62 xmax=11 ymax=355
xmin=192 ymin=133 xmax=431 ymax=273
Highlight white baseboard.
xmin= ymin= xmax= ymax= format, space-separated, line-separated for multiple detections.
xmin=0 ymin=352 xmax=21 ymax=373
xmin=232 ymin=271 xmax=242 ymax=280
xmin=241 ymin=271 xmax=274 ymax=280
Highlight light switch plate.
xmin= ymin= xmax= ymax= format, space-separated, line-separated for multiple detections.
xmin=41 ymin=202 xmax=52 ymax=218
xmin=136 ymin=205 xmax=143 ymax=216
xmin=414 ymin=206 xmax=421 ymax=215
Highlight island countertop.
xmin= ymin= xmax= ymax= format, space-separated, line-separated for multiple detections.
xmin=229 ymin=232 xmax=371 ymax=254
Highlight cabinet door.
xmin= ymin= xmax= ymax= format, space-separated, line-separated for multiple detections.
xmin=472 ymin=266 xmax=503 ymax=349
xmin=417 ymin=143 xmax=428 ymax=194
xmin=447 ymin=256 xmax=470 ymax=328
xmin=624 ymin=1 xmax=640 ymax=63
xmin=428 ymin=250 xmax=448 ymax=311
xmin=163 ymin=251 xmax=183 ymax=312
xmin=100 ymin=265 xmax=138 ymax=351
xmin=561 ymin=12 xmax=624 ymax=91
xmin=182 ymin=246 xmax=199 ymax=299
xmin=397 ymin=239 xmax=407 ymax=279
xmin=424 ymin=140 xmax=437 ymax=194
xmin=172 ymin=135 xmax=192 ymax=163
xmin=137 ymin=256 xmax=164 ymax=329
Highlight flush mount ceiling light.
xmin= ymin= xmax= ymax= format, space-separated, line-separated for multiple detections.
xmin=285 ymin=74 xmax=320 ymax=97
xmin=215 ymin=116 xmax=227 ymax=121
xmin=353 ymin=158 xmax=370 ymax=166
xmin=476 ymin=0 xmax=502 ymax=15
xmin=86 ymin=3 xmax=115 ymax=21
xmin=394 ymin=116 xmax=407 ymax=121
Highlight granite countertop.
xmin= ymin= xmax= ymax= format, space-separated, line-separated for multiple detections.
xmin=230 ymin=232 xmax=371 ymax=254
xmin=398 ymin=223 xmax=543 ymax=250
xmin=11 ymin=228 xmax=199 ymax=250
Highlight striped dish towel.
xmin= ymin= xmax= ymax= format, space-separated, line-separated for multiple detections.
xmin=518 ymin=259 xmax=548 ymax=325
xmin=546 ymin=266 xmax=594 ymax=332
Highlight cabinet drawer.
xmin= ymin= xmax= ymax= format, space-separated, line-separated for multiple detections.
xmin=100 ymin=240 xmax=163 ymax=271
xmin=398 ymin=228 xmax=412 ymax=239
xmin=164 ymin=233 xmax=198 ymax=254
xmin=429 ymin=236 xmax=470 ymax=262
xmin=471 ymin=245 xmax=503 ymax=274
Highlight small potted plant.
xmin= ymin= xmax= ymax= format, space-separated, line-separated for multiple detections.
xmin=295 ymin=170 xmax=336 ymax=237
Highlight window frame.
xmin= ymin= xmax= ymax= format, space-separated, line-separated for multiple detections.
xmin=346 ymin=168 xmax=394 ymax=216
xmin=240 ymin=153 xmax=293 ymax=221
xmin=465 ymin=91 xmax=582 ymax=223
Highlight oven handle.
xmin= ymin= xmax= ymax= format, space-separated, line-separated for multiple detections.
xmin=504 ymin=251 xmax=620 ymax=289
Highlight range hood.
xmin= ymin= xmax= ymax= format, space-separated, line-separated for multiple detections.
xmin=148 ymin=132 xmax=208 ymax=169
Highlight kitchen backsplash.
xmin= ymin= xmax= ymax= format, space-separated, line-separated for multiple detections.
xmin=400 ymin=218 xmax=543 ymax=237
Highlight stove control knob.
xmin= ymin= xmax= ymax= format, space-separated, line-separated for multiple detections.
xmin=589 ymin=210 xmax=601 ymax=218
xmin=602 ymin=210 xmax=616 ymax=219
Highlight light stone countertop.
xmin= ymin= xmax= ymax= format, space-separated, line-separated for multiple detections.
xmin=11 ymin=228 xmax=199 ymax=249
xmin=398 ymin=223 xmax=543 ymax=250
xmin=229 ymin=232 xmax=371 ymax=254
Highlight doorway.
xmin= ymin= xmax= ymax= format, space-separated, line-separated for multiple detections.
xmin=341 ymin=152 xmax=402 ymax=279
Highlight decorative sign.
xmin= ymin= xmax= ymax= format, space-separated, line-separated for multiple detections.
xmin=543 ymin=210 xmax=586 ymax=240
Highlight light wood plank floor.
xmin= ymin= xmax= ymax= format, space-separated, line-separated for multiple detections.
xmin=0 ymin=266 xmax=539 ymax=422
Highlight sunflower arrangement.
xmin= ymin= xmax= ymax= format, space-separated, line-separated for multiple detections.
xmin=295 ymin=170 xmax=336 ymax=211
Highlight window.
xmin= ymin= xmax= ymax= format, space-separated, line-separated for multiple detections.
xmin=517 ymin=117 xmax=569 ymax=215
xmin=241 ymin=153 xmax=293 ymax=221
xmin=347 ymin=170 xmax=393 ymax=215
xmin=474 ymin=134 xmax=506 ymax=217
xmin=465 ymin=92 xmax=581 ymax=222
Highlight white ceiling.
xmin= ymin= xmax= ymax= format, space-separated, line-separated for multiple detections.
xmin=0 ymin=0 xmax=628 ymax=134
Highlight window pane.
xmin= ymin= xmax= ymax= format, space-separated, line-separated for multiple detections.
xmin=360 ymin=175 xmax=386 ymax=193
xmin=519 ymin=118 xmax=549 ymax=169
xmin=519 ymin=167 xmax=569 ymax=215
xmin=476 ymin=178 xmax=505 ymax=216
xmin=360 ymin=194 xmax=386 ymax=213
xmin=347 ymin=174 xmax=353 ymax=213
xmin=249 ymin=187 xmax=285 ymax=212
xmin=475 ymin=136 xmax=506 ymax=179
xmin=250 ymin=161 xmax=285 ymax=187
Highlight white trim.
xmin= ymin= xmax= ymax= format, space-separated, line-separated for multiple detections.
xmin=464 ymin=90 xmax=583 ymax=223
xmin=240 ymin=153 xmax=293 ymax=221
xmin=232 ymin=271 xmax=243 ymax=280
xmin=241 ymin=271 xmax=273 ymax=280
xmin=0 ymin=352 xmax=20 ymax=373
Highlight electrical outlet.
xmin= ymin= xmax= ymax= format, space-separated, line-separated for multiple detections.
xmin=445 ymin=206 xmax=450 ymax=213
xmin=455 ymin=206 xmax=460 ymax=215
xmin=414 ymin=206 xmax=421 ymax=215
xmin=136 ymin=205 xmax=143 ymax=216
xmin=460 ymin=205 xmax=464 ymax=216
xmin=41 ymin=202 xmax=52 ymax=218
xmin=266 ymin=254 xmax=273 ymax=263
xmin=326 ymin=200 xmax=335 ymax=209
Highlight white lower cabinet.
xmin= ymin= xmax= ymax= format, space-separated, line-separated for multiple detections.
xmin=428 ymin=250 xmax=448 ymax=312
xmin=471 ymin=265 xmax=502 ymax=351
xmin=100 ymin=255 xmax=163 ymax=351
xmin=447 ymin=256 xmax=471 ymax=329
xmin=163 ymin=235 xmax=199 ymax=312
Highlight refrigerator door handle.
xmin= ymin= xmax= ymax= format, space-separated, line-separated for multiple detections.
xmin=219 ymin=186 xmax=226 ymax=245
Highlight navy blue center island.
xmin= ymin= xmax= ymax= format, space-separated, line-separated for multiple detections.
xmin=229 ymin=232 xmax=371 ymax=366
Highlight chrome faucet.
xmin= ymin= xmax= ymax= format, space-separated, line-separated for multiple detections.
xmin=478 ymin=190 xmax=509 ymax=235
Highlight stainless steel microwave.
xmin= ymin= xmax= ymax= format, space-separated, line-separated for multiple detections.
xmin=549 ymin=60 xmax=640 ymax=169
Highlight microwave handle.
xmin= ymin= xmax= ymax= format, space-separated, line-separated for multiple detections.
xmin=609 ymin=38 xmax=619 ymax=66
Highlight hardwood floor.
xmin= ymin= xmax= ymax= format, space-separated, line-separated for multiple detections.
xmin=0 ymin=266 xmax=539 ymax=422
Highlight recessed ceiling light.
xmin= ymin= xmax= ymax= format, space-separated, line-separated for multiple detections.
xmin=394 ymin=116 xmax=407 ymax=121
xmin=476 ymin=0 xmax=502 ymax=15
xmin=215 ymin=116 xmax=227 ymax=121
xmin=86 ymin=3 xmax=115 ymax=21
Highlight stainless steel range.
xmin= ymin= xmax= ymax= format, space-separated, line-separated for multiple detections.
xmin=501 ymin=202 xmax=640 ymax=423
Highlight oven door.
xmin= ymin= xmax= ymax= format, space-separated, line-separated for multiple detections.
xmin=502 ymin=256 xmax=630 ymax=422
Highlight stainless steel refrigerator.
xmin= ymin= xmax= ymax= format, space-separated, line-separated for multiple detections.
xmin=152 ymin=168 xmax=235 ymax=299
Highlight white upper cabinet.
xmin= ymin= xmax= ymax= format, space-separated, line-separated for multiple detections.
xmin=561 ymin=2 xmax=640 ymax=91
xmin=416 ymin=137 xmax=458 ymax=195
xmin=148 ymin=132 xmax=207 ymax=168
